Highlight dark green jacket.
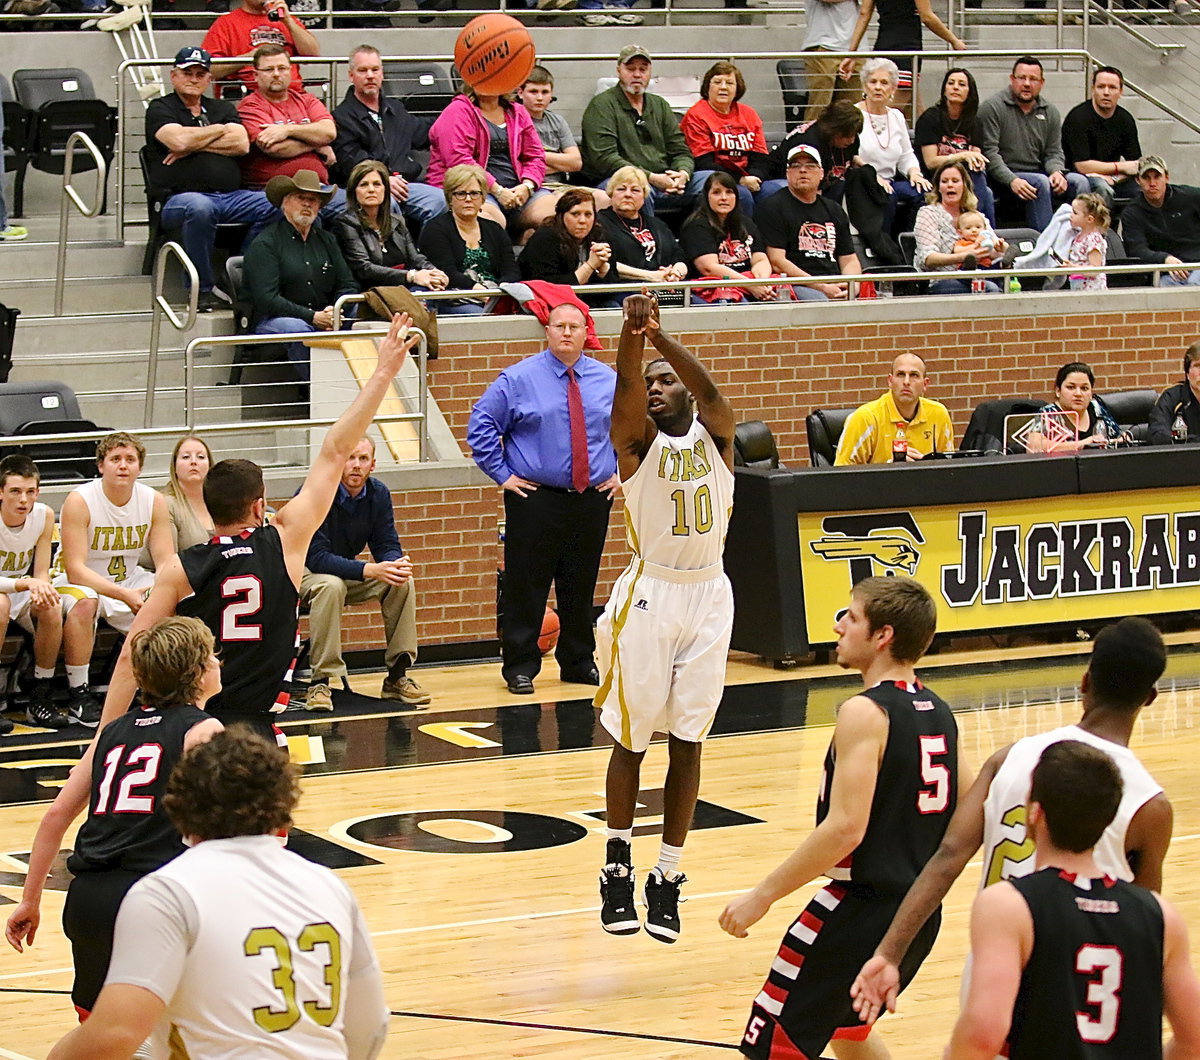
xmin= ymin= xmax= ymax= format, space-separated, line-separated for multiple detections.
xmin=580 ymin=86 xmax=693 ymax=182
xmin=246 ymin=218 xmax=357 ymax=325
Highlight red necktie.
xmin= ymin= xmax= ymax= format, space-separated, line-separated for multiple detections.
xmin=567 ymin=365 xmax=590 ymax=492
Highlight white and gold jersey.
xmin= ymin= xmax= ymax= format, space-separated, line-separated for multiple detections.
xmin=980 ymin=724 xmax=1162 ymax=887
xmin=621 ymin=418 xmax=734 ymax=571
xmin=0 ymin=502 xmax=50 ymax=580
xmin=61 ymin=477 xmax=154 ymax=584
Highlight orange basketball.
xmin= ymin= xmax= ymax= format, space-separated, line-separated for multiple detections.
xmin=538 ymin=608 xmax=560 ymax=655
xmin=454 ymin=13 xmax=536 ymax=97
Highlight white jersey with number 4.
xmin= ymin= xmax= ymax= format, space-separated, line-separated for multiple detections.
xmin=107 ymin=834 xmax=384 ymax=1059
xmin=621 ymin=417 xmax=734 ymax=571
xmin=980 ymin=723 xmax=1162 ymax=888
xmin=69 ymin=477 xmax=155 ymax=583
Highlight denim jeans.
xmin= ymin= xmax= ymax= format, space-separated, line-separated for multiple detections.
xmin=930 ymin=276 xmax=1001 ymax=295
xmin=1010 ymin=170 xmax=1090 ymax=232
xmin=253 ymin=316 xmax=316 ymax=381
xmin=1160 ymin=269 xmax=1200 ymax=288
xmin=399 ymin=181 xmax=448 ymax=226
xmin=161 ymin=189 xmax=279 ymax=292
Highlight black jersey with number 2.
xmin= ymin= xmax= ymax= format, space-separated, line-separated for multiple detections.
xmin=1008 ymin=868 xmax=1164 ymax=1060
xmin=178 ymin=525 xmax=299 ymax=720
xmin=69 ymin=703 xmax=211 ymax=874
xmin=817 ymin=679 xmax=958 ymax=896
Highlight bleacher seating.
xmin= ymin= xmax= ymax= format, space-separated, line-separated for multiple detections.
xmin=0 ymin=380 xmax=106 ymax=482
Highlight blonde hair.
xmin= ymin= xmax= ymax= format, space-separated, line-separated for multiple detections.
xmin=442 ymin=164 xmax=490 ymax=206
xmin=130 ymin=616 xmax=215 ymax=709
xmin=606 ymin=165 xmax=651 ymax=197
xmin=163 ymin=434 xmax=213 ymax=501
xmin=1073 ymin=192 xmax=1111 ymax=231
xmin=956 ymin=210 xmax=987 ymax=230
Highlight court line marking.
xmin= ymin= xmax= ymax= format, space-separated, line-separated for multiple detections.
xmin=0 ymin=966 xmax=72 ymax=982
xmin=389 ymin=1008 xmax=738 ymax=1049
xmin=0 ymin=1046 xmax=39 ymax=1060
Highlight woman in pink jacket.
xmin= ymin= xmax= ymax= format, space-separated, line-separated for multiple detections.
xmin=427 ymin=88 xmax=548 ymax=229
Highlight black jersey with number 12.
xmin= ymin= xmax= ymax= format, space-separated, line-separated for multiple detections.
xmin=178 ymin=525 xmax=299 ymax=720
xmin=817 ymin=679 xmax=958 ymax=896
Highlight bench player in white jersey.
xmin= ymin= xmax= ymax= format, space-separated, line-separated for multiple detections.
xmin=46 ymin=728 xmax=389 ymax=1060
xmin=595 ymin=291 xmax=736 ymax=944
xmin=0 ymin=454 xmax=93 ymax=732
xmin=948 ymin=740 xmax=1200 ymax=1060
xmin=55 ymin=432 xmax=174 ymax=726
xmin=851 ymin=616 xmax=1173 ymax=1026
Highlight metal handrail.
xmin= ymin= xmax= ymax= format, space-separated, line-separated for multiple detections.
xmin=1083 ymin=0 xmax=1186 ymax=61
xmin=54 ymin=130 xmax=107 ymax=317
xmin=182 ymin=328 xmax=430 ymax=461
xmin=145 ymin=241 xmax=199 ymax=429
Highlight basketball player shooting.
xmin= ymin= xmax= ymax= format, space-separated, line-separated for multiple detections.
xmin=595 ymin=291 xmax=736 ymax=944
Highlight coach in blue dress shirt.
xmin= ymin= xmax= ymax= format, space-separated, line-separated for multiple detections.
xmin=468 ymin=304 xmax=620 ymax=695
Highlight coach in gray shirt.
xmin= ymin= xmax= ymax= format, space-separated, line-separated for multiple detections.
xmin=978 ymin=54 xmax=1088 ymax=232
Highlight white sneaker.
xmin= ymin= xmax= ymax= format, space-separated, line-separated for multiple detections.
xmin=580 ymin=10 xmax=619 ymax=22
xmin=612 ymin=9 xmax=643 ymax=21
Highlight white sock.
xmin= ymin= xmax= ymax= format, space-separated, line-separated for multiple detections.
xmin=656 ymin=842 xmax=684 ymax=880
xmin=606 ymin=827 xmax=633 ymax=845
xmin=66 ymin=666 xmax=89 ymax=689
xmin=33 ymin=667 xmax=54 ymax=681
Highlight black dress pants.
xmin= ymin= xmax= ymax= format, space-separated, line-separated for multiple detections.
xmin=502 ymin=485 xmax=612 ymax=681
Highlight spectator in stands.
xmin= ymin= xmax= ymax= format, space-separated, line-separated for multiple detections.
xmin=914 ymin=67 xmax=995 ymax=224
xmin=203 ymin=0 xmax=319 ymax=92
xmin=756 ymin=144 xmax=861 ymax=300
xmin=0 ymin=104 xmax=26 ymax=243
xmin=765 ymin=101 xmax=863 ymax=202
xmin=913 ymin=159 xmax=1006 ymax=293
xmin=1061 ymin=65 xmax=1141 ymax=208
xmin=681 ymin=171 xmax=778 ymax=303
xmin=467 ymin=304 xmax=619 ymax=695
xmin=518 ymin=66 xmax=611 ymax=231
xmin=300 ymin=437 xmax=430 ymax=712
xmin=855 ymin=58 xmax=932 ymax=236
xmin=1120 ymin=155 xmax=1200 ymax=287
xmin=978 ymin=56 xmax=1089 ymax=232
xmin=581 ymin=46 xmax=698 ymax=215
xmin=520 ymin=189 xmax=617 ymax=306
xmin=597 ymin=167 xmax=688 ymax=287
xmin=835 ymin=354 xmax=955 ymax=464
xmin=417 ymin=165 xmax=518 ymax=316
xmin=329 ymin=45 xmax=445 ymax=228
xmin=1029 ymin=361 xmax=1123 ymax=451
xmin=680 ymin=61 xmax=769 ymax=216
xmin=334 ymin=160 xmax=448 ymax=296
xmin=578 ymin=0 xmax=642 ymax=26
xmin=839 ymin=0 xmax=965 ymax=112
xmin=426 ymin=83 xmax=547 ymax=230
xmin=245 ymin=170 xmax=357 ymax=380
xmin=146 ymin=47 xmax=276 ymax=315
xmin=802 ymin=0 xmax=861 ymax=122
xmin=1148 ymin=340 xmax=1200 ymax=444
xmin=237 ymin=45 xmax=339 ymax=207
xmin=161 ymin=435 xmax=214 ymax=552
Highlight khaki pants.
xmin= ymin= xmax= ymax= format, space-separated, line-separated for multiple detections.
xmin=300 ymin=571 xmax=418 ymax=683
xmin=804 ymin=50 xmax=862 ymax=123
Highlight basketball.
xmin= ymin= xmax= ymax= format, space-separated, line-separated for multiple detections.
xmin=454 ymin=13 xmax=536 ymax=97
xmin=538 ymin=608 xmax=560 ymax=655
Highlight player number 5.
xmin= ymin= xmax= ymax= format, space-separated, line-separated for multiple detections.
xmin=917 ymin=734 xmax=949 ymax=814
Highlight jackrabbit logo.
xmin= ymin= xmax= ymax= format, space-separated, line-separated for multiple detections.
xmin=808 ymin=511 xmax=925 ymax=586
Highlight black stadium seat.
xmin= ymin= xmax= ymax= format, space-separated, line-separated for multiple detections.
xmin=805 ymin=408 xmax=857 ymax=467
xmin=0 ymin=380 xmax=107 ymax=482
xmin=775 ymin=59 xmax=810 ymax=130
xmin=960 ymin=397 xmax=1043 ymax=453
xmin=1103 ymin=388 xmax=1157 ymax=432
xmin=0 ymin=75 xmax=31 ymax=220
xmin=382 ymin=62 xmax=455 ymax=123
xmin=733 ymin=420 xmax=783 ymax=469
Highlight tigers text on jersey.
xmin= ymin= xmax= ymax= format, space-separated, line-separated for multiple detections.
xmin=108 ymin=835 xmax=382 ymax=1059
xmin=0 ymin=502 xmax=50 ymax=577
xmin=69 ymin=703 xmax=211 ymax=874
xmin=620 ymin=417 xmax=734 ymax=570
xmin=1008 ymin=868 xmax=1163 ymax=1060
xmin=981 ymin=725 xmax=1163 ymax=888
xmin=818 ymin=679 xmax=958 ymax=896
xmin=178 ymin=526 xmax=299 ymax=718
xmin=69 ymin=478 xmax=155 ymax=583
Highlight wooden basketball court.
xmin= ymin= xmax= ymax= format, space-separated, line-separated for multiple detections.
xmin=2 ymin=634 xmax=1199 ymax=1059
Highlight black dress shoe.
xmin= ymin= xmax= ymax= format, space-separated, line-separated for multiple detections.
xmin=506 ymin=675 xmax=535 ymax=694
xmin=561 ymin=667 xmax=600 ymax=686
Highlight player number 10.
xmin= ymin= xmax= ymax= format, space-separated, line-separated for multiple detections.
xmin=670 ymin=484 xmax=714 ymax=537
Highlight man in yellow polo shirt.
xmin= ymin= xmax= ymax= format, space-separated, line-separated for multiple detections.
xmin=834 ymin=353 xmax=955 ymax=464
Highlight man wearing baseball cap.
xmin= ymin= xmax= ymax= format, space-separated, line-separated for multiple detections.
xmin=145 ymin=46 xmax=278 ymax=313
xmin=1121 ymin=155 xmax=1200 ymax=287
xmin=244 ymin=170 xmax=357 ymax=381
xmin=754 ymin=143 xmax=862 ymax=300
xmin=581 ymin=46 xmax=702 ymax=214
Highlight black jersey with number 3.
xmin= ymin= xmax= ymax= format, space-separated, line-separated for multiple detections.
xmin=1009 ymin=868 xmax=1164 ymax=1060
xmin=817 ymin=679 xmax=958 ymax=896
xmin=178 ymin=525 xmax=299 ymax=720
xmin=69 ymin=703 xmax=211 ymax=874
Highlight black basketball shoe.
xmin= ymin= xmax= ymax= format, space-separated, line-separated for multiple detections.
xmin=644 ymin=868 xmax=686 ymax=943
xmin=599 ymin=837 xmax=640 ymax=935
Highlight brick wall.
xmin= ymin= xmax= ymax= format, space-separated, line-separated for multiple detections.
xmin=329 ymin=294 xmax=1200 ymax=659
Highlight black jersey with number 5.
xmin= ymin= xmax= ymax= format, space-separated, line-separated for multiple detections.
xmin=178 ymin=526 xmax=299 ymax=721
xmin=817 ymin=679 xmax=958 ymax=896
xmin=69 ymin=703 xmax=211 ymax=874
xmin=1008 ymin=868 xmax=1164 ymax=1060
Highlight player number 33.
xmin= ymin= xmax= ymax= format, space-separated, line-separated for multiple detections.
xmin=244 ymin=922 xmax=343 ymax=1032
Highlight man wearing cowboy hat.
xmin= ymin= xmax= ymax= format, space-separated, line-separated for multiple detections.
xmin=146 ymin=46 xmax=279 ymax=313
xmin=245 ymin=169 xmax=357 ymax=381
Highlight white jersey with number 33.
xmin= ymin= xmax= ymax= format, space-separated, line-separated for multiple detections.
xmin=621 ymin=418 xmax=734 ymax=571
